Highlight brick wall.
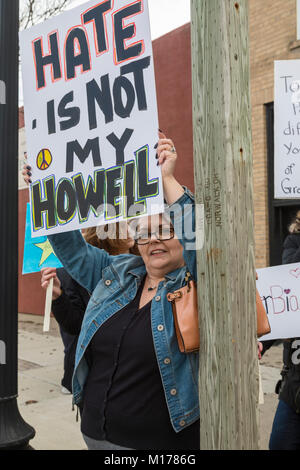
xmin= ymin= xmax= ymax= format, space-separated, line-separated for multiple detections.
xmin=249 ymin=0 xmax=300 ymax=266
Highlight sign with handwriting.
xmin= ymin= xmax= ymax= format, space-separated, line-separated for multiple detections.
xmin=257 ymin=263 xmax=300 ymax=340
xmin=23 ymin=203 xmax=63 ymax=274
xmin=20 ymin=0 xmax=163 ymax=237
xmin=274 ymin=60 xmax=300 ymax=199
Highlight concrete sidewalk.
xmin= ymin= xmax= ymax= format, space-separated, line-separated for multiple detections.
xmin=18 ymin=313 xmax=85 ymax=450
xmin=17 ymin=313 xmax=282 ymax=450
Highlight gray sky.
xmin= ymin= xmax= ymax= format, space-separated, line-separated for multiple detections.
xmin=69 ymin=0 xmax=191 ymax=39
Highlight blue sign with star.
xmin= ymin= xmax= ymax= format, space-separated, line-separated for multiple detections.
xmin=22 ymin=203 xmax=63 ymax=274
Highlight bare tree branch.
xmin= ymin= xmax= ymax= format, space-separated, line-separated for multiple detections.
xmin=20 ymin=0 xmax=72 ymax=30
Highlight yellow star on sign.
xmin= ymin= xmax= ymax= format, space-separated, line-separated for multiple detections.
xmin=34 ymin=239 xmax=56 ymax=267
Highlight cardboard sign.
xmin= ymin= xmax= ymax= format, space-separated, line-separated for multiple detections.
xmin=23 ymin=203 xmax=62 ymax=274
xmin=20 ymin=0 xmax=163 ymax=238
xmin=257 ymin=263 xmax=300 ymax=340
xmin=274 ymin=60 xmax=300 ymax=199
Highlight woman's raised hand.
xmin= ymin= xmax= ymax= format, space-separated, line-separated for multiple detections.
xmin=156 ymin=131 xmax=177 ymax=179
xmin=41 ymin=268 xmax=62 ymax=300
xmin=156 ymin=130 xmax=184 ymax=205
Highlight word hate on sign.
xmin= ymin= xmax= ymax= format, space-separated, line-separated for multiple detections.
xmin=33 ymin=0 xmax=145 ymax=89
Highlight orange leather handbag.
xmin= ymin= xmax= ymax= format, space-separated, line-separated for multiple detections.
xmin=167 ymin=271 xmax=270 ymax=352
xmin=256 ymin=272 xmax=271 ymax=338
xmin=167 ymin=271 xmax=200 ymax=353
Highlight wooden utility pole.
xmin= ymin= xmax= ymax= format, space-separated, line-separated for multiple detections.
xmin=191 ymin=1 xmax=259 ymax=449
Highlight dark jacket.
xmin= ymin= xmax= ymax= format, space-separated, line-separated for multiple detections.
xmin=277 ymin=234 xmax=300 ymax=413
xmin=53 ymin=268 xmax=90 ymax=335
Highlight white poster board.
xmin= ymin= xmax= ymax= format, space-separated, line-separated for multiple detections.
xmin=274 ymin=60 xmax=300 ymax=199
xmin=20 ymin=0 xmax=163 ymax=237
xmin=257 ymin=263 xmax=300 ymax=340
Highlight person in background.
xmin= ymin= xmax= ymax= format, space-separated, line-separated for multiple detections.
xmin=267 ymin=209 xmax=300 ymax=450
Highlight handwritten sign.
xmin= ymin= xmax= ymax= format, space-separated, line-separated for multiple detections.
xmin=274 ymin=60 xmax=300 ymax=199
xmin=20 ymin=0 xmax=163 ymax=238
xmin=257 ymin=263 xmax=300 ymax=340
xmin=23 ymin=203 xmax=62 ymax=274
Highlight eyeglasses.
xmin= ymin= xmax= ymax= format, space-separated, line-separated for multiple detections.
xmin=135 ymin=226 xmax=175 ymax=245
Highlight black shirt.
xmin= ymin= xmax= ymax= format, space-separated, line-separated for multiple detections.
xmin=53 ymin=268 xmax=90 ymax=336
xmin=81 ymin=279 xmax=199 ymax=450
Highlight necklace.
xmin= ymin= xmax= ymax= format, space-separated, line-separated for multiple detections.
xmin=147 ymin=285 xmax=157 ymax=292
xmin=146 ymin=276 xmax=164 ymax=292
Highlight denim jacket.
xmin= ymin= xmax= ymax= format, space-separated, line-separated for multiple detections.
xmin=48 ymin=188 xmax=199 ymax=432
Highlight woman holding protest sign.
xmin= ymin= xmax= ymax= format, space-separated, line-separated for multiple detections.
xmin=267 ymin=209 xmax=300 ymax=450
xmin=39 ymin=132 xmax=200 ymax=450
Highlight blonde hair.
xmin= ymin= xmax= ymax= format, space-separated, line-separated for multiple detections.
xmin=288 ymin=211 xmax=300 ymax=234
xmin=83 ymin=225 xmax=139 ymax=256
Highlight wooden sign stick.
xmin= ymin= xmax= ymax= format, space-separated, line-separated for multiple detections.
xmin=43 ymin=277 xmax=53 ymax=333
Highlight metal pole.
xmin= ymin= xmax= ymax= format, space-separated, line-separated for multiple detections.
xmin=0 ymin=0 xmax=35 ymax=449
xmin=191 ymin=0 xmax=259 ymax=449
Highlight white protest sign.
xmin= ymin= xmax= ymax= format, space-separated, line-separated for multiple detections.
xmin=20 ymin=0 xmax=163 ymax=237
xmin=274 ymin=60 xmax=300 ymax=199
xmin=257 ymin=263 xmax=300 ymax=340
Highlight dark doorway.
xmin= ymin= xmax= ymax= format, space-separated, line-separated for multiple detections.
xmin=265 ymin=102 xmax=300 ymax=266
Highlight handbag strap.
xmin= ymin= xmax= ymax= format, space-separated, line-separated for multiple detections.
xmin=167 ymin=291 xmax=183 ymax=302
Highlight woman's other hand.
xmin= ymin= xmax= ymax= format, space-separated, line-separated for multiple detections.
xmin=22 ymin=164 xmax=32 ymax=185
xmin=41 ymin=268 xmax=62 ymax=300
